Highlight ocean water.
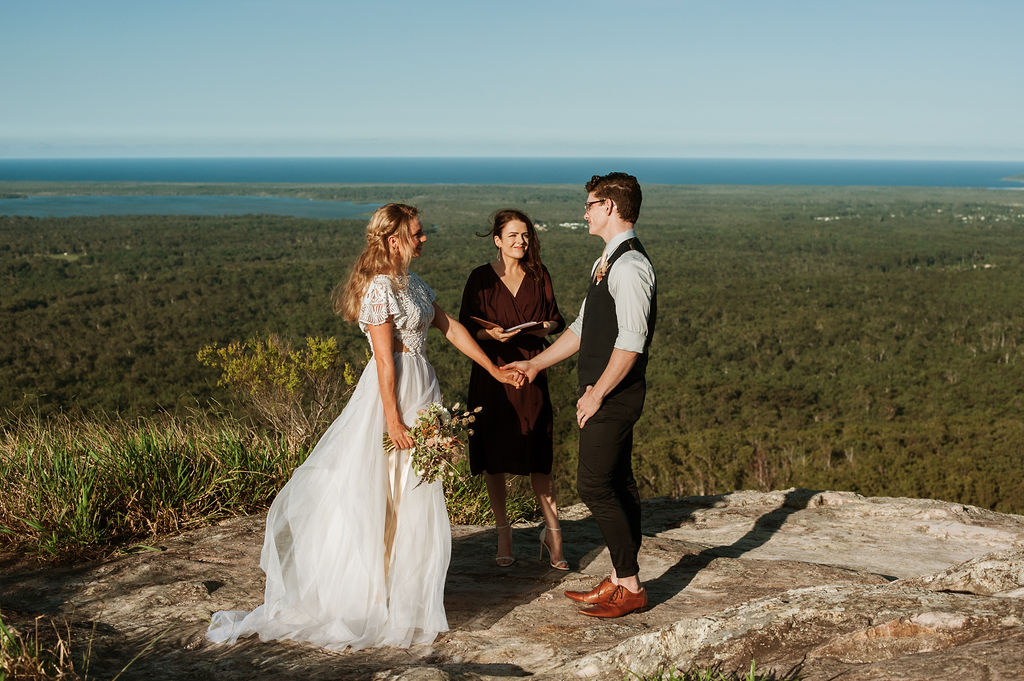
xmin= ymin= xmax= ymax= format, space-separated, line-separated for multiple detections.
xmin=1 ymin=157 xmax=1022 ymax=187
xmin=2 ymin=157 xmax=1021 ymax=218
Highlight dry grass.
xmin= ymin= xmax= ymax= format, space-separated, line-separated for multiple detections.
xmin=630 ymin=661 xmax=802 ymax=681
xmin=0 ymin=612 xmax=83 ymax=680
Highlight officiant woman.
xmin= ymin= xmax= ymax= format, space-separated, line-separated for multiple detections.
xmin=459 ymin=209 xmax=568 ymax=570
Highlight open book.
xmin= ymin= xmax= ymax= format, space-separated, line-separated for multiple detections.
xmin=469 ymin=316 xmax=541 ymax=333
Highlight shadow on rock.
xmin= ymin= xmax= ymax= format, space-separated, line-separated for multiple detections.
xmin=643 ymin=489 xmax=819 ymax=607
xmin=0 ymin=559 xmax=104 ymax=615
xmin=445 ymin=514 xmax=606 ymax=630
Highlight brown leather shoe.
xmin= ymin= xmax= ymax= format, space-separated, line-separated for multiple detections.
xmin=579 ymin=585 xmax=648 ymax=618
xmin=564 ymin=577 xmax=616 ymax=604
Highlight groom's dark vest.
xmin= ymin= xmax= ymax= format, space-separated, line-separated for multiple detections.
xmin=578 ymin=237 xmax=657 ymax=394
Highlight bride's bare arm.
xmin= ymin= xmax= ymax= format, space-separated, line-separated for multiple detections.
xmin=368 ymin=320 xmax=414 ymax=450
xmin=431 ymin=302 xmax=524 ymax=387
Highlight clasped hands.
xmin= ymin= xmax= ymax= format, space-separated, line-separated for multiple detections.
xmin=495 ymin=365 xmax=527 ymax=388
xmin=497 ymin=361 xmax=602 ymax=426
xmin=491 ymin=358 xmax=540 ymax=391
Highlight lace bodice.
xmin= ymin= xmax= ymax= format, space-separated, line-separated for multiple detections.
xmin=358 ymin=273 xmax=436 ymax=355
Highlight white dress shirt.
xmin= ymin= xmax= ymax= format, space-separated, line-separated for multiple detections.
xmin=568 ymin=229 xmax=656 ymax=353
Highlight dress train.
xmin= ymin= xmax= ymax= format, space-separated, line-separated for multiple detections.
xmin=206 ymin=353 xmax=450 ymax=650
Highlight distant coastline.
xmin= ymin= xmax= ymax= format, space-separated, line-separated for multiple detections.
xmin=1 ymin=157 xmax=1023 ymax=188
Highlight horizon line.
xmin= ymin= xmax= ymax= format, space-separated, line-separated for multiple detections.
xmin=2 ymin=155 xmax=1024 ymax=165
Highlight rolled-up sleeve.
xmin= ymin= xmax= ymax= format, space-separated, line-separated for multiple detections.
xmin=608 ymin=251 xmax=656 ymax=353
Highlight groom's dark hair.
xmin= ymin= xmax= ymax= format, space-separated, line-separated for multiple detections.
xmin=586 ymin=172 xmax=642 ymax=224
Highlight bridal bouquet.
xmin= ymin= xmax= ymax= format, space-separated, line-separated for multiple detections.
xmin=382 ymin=402 xmax=482 ymax=485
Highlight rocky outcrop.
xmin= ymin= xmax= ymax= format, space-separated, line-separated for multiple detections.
xmin=2 ymin=489 xmax=1022 ymax=680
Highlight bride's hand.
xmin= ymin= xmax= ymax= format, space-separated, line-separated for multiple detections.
xmin=386 ymin=420 xmax=414 ymax=450
xmin=493 ymin=366 xmax=525 ymax=388
xmin=502 ymin=360 xmax=538 ymax=384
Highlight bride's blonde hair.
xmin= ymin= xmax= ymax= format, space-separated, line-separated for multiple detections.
xmin=334 ymin=203 xmax=420 ymax=322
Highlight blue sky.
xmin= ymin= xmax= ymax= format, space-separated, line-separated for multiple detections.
xmin=2 ymin=0 xmax=1021 ymax=160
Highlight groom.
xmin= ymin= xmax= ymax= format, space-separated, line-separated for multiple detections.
xmin=508 ymin=172 xmax=656 ymax=617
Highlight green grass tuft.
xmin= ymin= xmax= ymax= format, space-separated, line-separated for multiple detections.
xmin=1 ymin=411 xmax=305 ymax=559
xmin=0 ymin=411 xmax=538 ymax=560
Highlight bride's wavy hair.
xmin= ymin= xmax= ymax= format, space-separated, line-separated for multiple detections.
xmin=480 ymin=209 xmax=544 ymax=281
xmin=334 ymin=203 xmax=421 ymax=321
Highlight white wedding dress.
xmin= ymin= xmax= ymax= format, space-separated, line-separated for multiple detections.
xmin=206 ymin=273 xmax=450 ymax=650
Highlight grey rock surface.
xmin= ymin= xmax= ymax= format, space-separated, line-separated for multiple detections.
xmin=2 ymin=489 xmax=1023 ymax=680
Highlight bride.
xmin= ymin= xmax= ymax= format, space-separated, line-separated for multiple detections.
xmin=206 ymin=203 xmax=522 ymax=650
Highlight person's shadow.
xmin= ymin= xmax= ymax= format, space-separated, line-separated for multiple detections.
xmin=641 ymin=488 xmax=818 ymax=607
xmin=445 ymin=488 xmax=817 ymax=626
xmin=444 ymin=519 xmax=598 ymax=630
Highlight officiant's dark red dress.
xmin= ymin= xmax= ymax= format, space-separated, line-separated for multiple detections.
xmin=459 ymin=263 xmax=565 ymax=475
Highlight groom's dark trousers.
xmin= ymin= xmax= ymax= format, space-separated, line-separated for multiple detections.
xmin=576 ymin=238 xmax=656 ymax=580
xmin=577 ymin=381 xmax=645 ymax=578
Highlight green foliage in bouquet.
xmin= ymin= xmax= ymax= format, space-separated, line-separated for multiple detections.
xmin=382 ymin=402 xmax=481 ymax=485
xmin=382 ymin=402 xmax=540 ymax=524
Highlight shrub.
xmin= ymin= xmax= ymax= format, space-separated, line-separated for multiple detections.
xmin=197 ymin=335 xmax=359 ymax=451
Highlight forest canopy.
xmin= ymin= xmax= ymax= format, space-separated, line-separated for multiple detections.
xmin=2 ymin=182 xmax=1023 ymax=512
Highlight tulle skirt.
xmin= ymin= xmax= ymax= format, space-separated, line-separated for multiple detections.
xmin=206 ymin=352 xmax=450 ymax=650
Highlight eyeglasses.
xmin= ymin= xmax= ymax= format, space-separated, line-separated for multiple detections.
xmin=584 ymin=199 xmax=607 ymax=212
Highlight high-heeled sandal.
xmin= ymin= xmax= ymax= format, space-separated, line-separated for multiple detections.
xmin=495 ymin=523 xmax=515 ymax=567
xmin=539 ymin=526 xmax=569 ymax=571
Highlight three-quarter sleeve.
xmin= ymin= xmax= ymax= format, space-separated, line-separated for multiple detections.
xmin=459 ymin=267 xmax=484 ymax=336
xmin=541 ymin=266 xmax=565 ymax=335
